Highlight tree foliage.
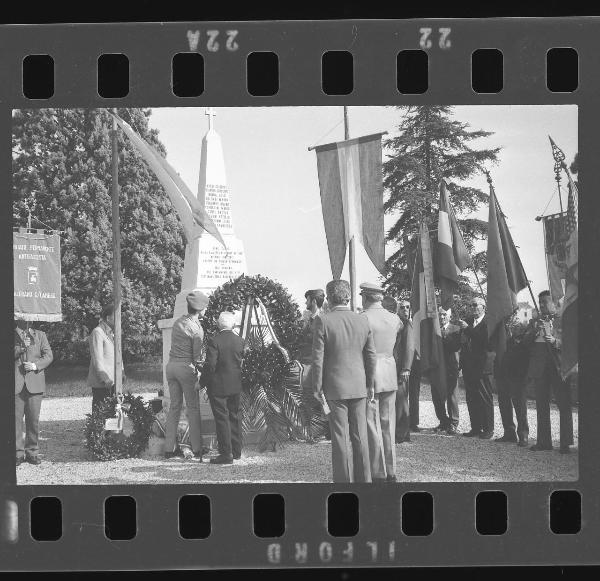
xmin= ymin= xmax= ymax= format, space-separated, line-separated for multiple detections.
xmin=383 ymin=106 xmax=500 ymax=296
xmin=12 ymin=108 xmax=186 ymax=361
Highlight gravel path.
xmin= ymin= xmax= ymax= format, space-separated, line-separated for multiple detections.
xmin=17 ymin=388 xmax=578 ymax=484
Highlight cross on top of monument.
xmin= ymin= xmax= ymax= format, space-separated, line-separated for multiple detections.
xmin=205 ymin=107 xmax=217 ymax=131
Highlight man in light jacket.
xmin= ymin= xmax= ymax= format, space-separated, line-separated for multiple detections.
xmin=312 ymin=279 xmax=377 ymax=483
xmin=87 ymin=303 xmax=124 ymax=412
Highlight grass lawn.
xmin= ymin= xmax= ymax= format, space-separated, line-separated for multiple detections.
xmin=45 ymin=362 xmax=164 ymax=398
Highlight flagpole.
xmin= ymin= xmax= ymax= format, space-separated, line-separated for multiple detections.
xmin=111 ymin=109 xmax=123 ymax=399
xmin=344 ymin=106 xmax=357 ymax=312
xmin=549 ymin=136 xmax=565 ymax=213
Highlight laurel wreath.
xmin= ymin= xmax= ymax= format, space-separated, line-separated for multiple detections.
xmin=84 ymin=392 xmax=155 ymax=461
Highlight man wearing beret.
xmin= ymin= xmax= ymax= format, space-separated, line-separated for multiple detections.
xmin=164 ymin=291 xmax=209 ymax=460
xmin=15 ymin=319 xmax=53 ymax=466
xmin=361 ymin=283 xmax=403 ymax=483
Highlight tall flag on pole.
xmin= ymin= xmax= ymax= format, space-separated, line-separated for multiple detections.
xmin=111 ymin=112 xmax=227 ymax=249
xmin=411 ymin=222 xmax=447 ymax=400
xmin=540 ymin=212 xmax=568 ymax=303
xmin=437 ymin=180 xmax=471 ymax=308
xmin=485 ymin=183 xmax=529 ymax=362
xmin=313 ymin=133 xmax=385 ymax=278
xmin=561 ymin=172 xmax=578 ymax=378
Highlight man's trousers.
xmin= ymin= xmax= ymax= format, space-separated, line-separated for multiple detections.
xmin=463 ymin=372 xmax=494 ymax=434
xmin=328 ymin=398 xmax=371 ymax=483
xmin=496 ymin=375 xmax=529 ymax=441
xmin=395 ymin=378 xmax=410 ymax=440
xmin=164 ymin=361 xmax=204 ymax=454
xmin=366 ymin=391 xmax=397 ymax=479
xmin=408 ymin=358 xmax=422 ymax=429
xmin=529 ymin=344 xmax=573 ymax=448
xmin=430 ymin=371 xmax=459 ymax=428
xmin=15 ymin=387 xmax=43 ymax=460
xmin=208 ymin=392 xmax=242 ymax=458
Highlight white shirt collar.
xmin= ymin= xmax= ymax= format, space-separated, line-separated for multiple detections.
xmin=473 ymin=315 xmax=484 ymax=327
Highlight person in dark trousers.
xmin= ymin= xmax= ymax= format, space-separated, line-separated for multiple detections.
xmin=433 ymin=307 xmax=462 ymax=435
xmin=15 ymin=319 xmax=53 ymax=466
xmin=87 ymin=303 xmax=124 ymax=412
xmin=458 ymin=297 xmax=495 ymax=439
xmin=494 ymin=325 xmax=530 ymax=447
xmin=312 ymin=279 xmax=377 ymax=483
xmin=396 ymin=300 xmax=421 ymax=436
xmin=523 ymin=291 xmax=573 ymax=453
xmin=202 ymin=311 xmax=247 ymax=465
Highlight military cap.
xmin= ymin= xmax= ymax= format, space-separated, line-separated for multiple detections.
xmin=359 ymin=282 xmax=385 ymax=295
xmin=186 ymin=291 xmax=209 ymax=311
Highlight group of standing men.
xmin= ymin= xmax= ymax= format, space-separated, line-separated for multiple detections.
xmin=306 ymin=280 xmax=575 ymax=484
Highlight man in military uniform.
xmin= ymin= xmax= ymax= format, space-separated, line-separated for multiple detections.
xmin=164 ymin=291 xmax=209 ymax=460
xmin=361 ymin=283 xmax=403 ymax=483
xmin=15 ymin=319 xmax=53 ymax=466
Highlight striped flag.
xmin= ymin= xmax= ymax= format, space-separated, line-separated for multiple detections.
xmin=314 ymin=133 xmax=385 ymax=278
xmin=411 ymin=222 xmax=446 ymax=399
xmin=561 ymin=173 xmax=578 ymax=378
xmin=437 ymin=180 xmax=471 ymax=309
xmin=111 ymin=112 xmax=227 ymax=249
xmin=485 ymin=184 xmax=529 ymax=362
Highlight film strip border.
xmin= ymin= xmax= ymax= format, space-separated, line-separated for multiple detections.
xmin=0 ymin=19 xmax=596 ymax=106
xmin=1 ymin=18 xmax=600 ymax=568
xmin=0 ymin=484 xmax=590 ymax=568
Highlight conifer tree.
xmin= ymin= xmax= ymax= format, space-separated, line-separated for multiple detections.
xmin=12 ymin=108 xmax=185 ymax=361
xmin=383 ymin=106 xmax=500 ymax=297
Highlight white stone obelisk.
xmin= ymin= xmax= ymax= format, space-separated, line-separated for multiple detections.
xmin=157 ymin=109 xmax=247 ymax=443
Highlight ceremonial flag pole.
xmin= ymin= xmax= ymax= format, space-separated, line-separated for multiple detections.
xmin=343 ymin=106 xmax=358 ymax=311
xmin=111 ymin=109 xmax=123 ymax=401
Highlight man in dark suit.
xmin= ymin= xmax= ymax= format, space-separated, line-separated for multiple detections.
xmin=312 ymin=279 xmax=377 ymax=483
xmin=395 ymin=300 xmax=421 ymax=440
xmin=494 ymin=325 xmax=530 ymax=447
xmin=523 ymin=290 xmax=573 ymax=453
xmin=202 ymin=311 xmax=247 ymax=465
xmin=458 ymin=297 xmax=494 ymax=439
xmin=15 ymin=320 xmax=53 ymax=466
xmin=434 ymin=307 xmax=462 ymax=435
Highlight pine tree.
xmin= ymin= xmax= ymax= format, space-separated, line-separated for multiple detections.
xmin=383 ymin=106 xmax=500 ymax=297
xmin=12 ymin=108 xmax=186 ymax=361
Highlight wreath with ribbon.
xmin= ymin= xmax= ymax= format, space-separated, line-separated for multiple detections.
xmin=84 ymin=392 xmax=155 ymax=461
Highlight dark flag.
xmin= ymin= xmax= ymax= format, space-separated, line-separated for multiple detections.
xmin=313 ymin=133 xmax=385 ymax=278
xmin=485 ymin=184 xmax=529 ymax=363
xmin=436 ymin=180 xmax=471 ymax=309
xmin=561 ymin=174 xmax=578 ymax=378
xmin=411 ymin=222 xmax=447 ymax=400
xmin=540 ymin=212 xmax=568 ymax=303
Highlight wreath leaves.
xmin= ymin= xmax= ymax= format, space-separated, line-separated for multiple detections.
xmin=84 ymin=392 xmax=155 ymax=461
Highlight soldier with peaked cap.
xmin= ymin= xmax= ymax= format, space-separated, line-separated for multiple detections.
xmin=164 ymin=291 xmax=209 ymax=461
xmin=360 ymin=282 xmax=403 ymax=483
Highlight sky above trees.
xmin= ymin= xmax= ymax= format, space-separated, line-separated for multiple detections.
xmin=148 ymin=105 xmax=577 ymax=306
